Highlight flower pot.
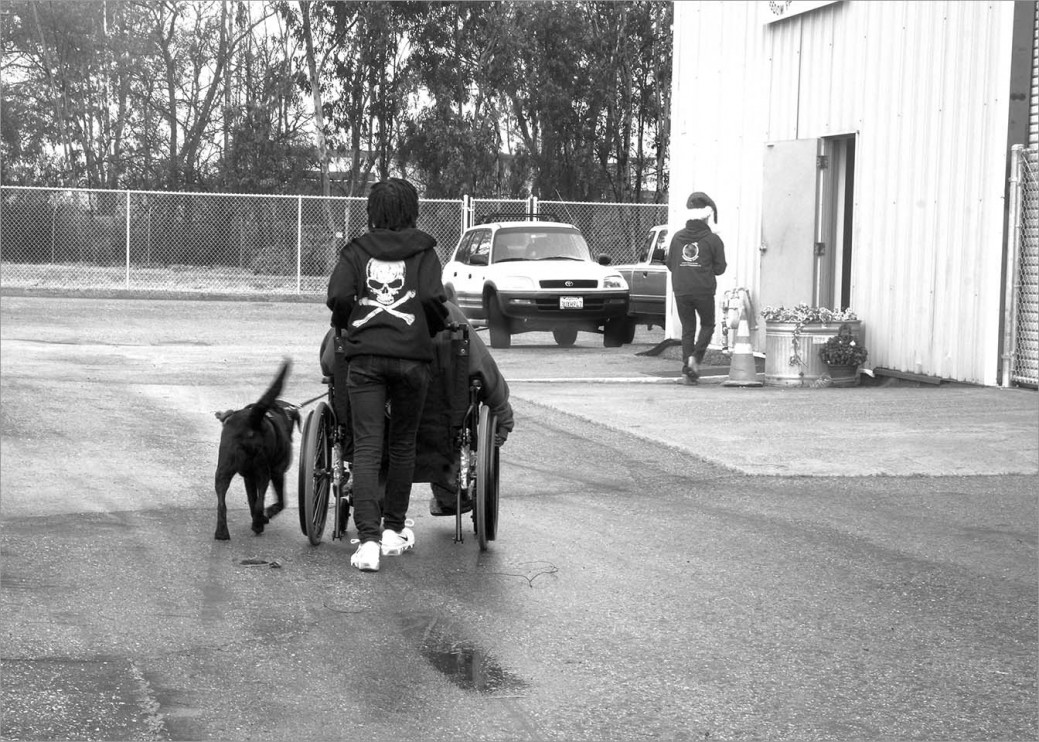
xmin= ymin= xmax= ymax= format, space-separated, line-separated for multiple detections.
xmin=825 ymin=363 xmax=860 ymax=387
xmin=764 ymin=320 xmax=862 ymax=387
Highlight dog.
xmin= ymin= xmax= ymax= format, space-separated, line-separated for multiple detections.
xmin=213 ymin=359 xmax=300 ymax=540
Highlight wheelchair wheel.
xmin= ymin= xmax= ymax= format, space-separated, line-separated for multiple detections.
xmin=297 ymin=411 xmax=314 ymax=536
xmin=474 ymin=404 xmax=500 ymax=550
xmin=299 ymin=401 xmax=333 ymax=545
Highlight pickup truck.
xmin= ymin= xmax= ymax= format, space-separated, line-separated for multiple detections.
xmin=613 ymin=224 xmax=669 ymax=341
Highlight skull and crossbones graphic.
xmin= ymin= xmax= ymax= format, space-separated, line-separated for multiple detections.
xmin=353 ymin=258 xmax=416 ymax=327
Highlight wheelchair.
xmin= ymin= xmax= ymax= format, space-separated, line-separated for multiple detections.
xmin=296 ymin=323 xmax=501 ymax=550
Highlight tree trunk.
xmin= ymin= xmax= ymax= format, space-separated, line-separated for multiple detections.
xmin=300 ymin=0 xmax=330 ymax=200
xmin=29 ymin=3 xmax=79 ymax=184
xmin=299 ymin=0 xmax=337 ymax=256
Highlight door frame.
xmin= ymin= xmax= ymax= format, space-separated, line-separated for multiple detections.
xmin=816 ymin=134 xmax=857 ymax=310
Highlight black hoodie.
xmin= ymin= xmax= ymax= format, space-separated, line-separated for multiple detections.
xmin=665 ymin=219 xmax=726 ymax=297
xmin=327 ymin=228 xmax=449 ymax=361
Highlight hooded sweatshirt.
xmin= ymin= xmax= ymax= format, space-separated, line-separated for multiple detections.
xmin=327 ymin=228 xmax=449 ymax=361
xmin=665 ymin=219 xmax=727 ymax=297
xmin=318 ymin=300 xmax=514 ymax=440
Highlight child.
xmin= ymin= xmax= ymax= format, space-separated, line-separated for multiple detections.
xmin=326 ymin=178 xmax=449 ymax=572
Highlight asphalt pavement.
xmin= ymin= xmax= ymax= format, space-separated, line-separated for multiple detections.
xmin=1 ymin=295 xmax=1036 ymax=741
xmin=2 ymin=289 xmax=1035 ymax=479
xmin=497 ymin=338 xmax=1039 ymax=478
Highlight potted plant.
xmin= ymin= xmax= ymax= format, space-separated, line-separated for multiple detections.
xmin=759 ymin=304 xmax=863 ymax=386
xmin=817 ymin=323 xmax=869 ymax=387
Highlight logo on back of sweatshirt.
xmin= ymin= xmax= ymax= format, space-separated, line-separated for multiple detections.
xmin=353 ymin=258 xmax=415 ymax=327
xmin=681 ymin=241 xmax=701 ymax=265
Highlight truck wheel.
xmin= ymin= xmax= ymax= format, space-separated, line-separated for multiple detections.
xmin=487 ymin=296 xmax=511 ymax=349
xmin=603 ymin=317 xmax=626 ymax=348
xmin=552 ymin=327 xmax=578 ymax=347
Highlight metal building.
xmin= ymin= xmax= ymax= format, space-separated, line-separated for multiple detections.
xmin=667 ymin=0 xmax=1037 ymax=386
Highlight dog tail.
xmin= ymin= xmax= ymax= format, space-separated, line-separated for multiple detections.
xmin=248 ymin=358 xmax=292 ymax=428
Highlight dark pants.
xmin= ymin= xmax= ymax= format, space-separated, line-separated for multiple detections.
xmin=675 ymin=293 xmax=716 ymax=366
xmin=347 ymin=355 xmax=431 ymax=543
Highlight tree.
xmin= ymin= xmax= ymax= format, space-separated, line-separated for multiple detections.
xmin=215 ymin=2 xmax=312 ymax=193
xmin=399 ymin=107 xmax=501 ymax=197
xmin=403 ymin=2 xmax=516 ymax=196
xmin=282 ymin=1 xmax=424 ymax=196
xmin=295 ymin=0 xmax=332 ymax=198
xmin=2 ymin=0 xmax=287 ymax=190
xmin=2 ymin=1 xmax=149 ymax=188
xmin=143 ymin=1 xmax=274 ymax=189
xmin=493 ymin=1 xmax=671 ymax=202
xmin=1 ymin=1 xmax=672 ymax=201
xmin=212 ymin=1 xmax=309 ymax=192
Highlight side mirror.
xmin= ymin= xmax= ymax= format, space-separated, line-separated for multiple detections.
xmin=597 ymin=254 xmax=612 ymax=266
xmin=469 ymin=253 xmax=489 ymax=266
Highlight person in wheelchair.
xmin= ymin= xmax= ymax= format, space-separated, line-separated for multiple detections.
xmin=326 ymin=178 xmax=450 ymax=573
xmin=319 ymin=300 xmax=515 ymax=519
xmin=427 ymin=301 xmax=514 ymax=516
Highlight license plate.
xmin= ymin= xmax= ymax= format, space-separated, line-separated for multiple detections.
xmin=560 ymin=296 xmax=583 ymax=309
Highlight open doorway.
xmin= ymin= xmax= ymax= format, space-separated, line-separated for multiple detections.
xmin=815 ymin=135 xmax=856 ymax=309
xmin=758 ymin=134 xmax=858 ymax=350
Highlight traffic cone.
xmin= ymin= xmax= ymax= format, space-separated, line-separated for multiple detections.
xmin=723 ymin=318 xmax=762 ymax=387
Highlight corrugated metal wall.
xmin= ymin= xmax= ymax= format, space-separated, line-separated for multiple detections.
xmin=670 ymin=1 xmax=1017 ymax=385
xmin=665 ymin=1 xmax=767 ymax=340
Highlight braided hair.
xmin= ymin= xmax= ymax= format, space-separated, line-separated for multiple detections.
xmin=367 ymin=178 xmax=419 ymax=231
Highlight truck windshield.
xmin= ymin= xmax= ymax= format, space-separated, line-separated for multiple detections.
xmin=492 ymin=228 xmax=592 ymax=263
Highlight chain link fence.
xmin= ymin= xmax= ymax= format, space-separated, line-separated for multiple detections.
xmin=1009 ymin=147 xmax=1039 ymax=388
xmin=0 ymin=186 xmax=663 ymax=294
xmin=470 ymin=197 xmax=530 ymax=226
xmin=540 ymin=199 xmax=666 ymax=264
xmin=466 ymin=196 xmax=667 ymax=265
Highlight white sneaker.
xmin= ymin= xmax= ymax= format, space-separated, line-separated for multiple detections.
xmin=350 ymin=540 xmax=380 ymax=572
xmin=381 ymin=526 xmax=415 ymax=556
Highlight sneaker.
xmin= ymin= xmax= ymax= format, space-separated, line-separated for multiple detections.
xmin=381 ymin=526 xmax=415 ymax=556
xmin=350 ymin=540 xmax=380 ymax=572
xmin=687 ymin=355 xmax=701 ymax=375
xmin=682 ymin=360 xmax=699 ymax=384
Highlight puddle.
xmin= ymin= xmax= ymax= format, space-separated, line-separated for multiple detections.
xmin=407 ymin=615 xmax=526 ymax=694
xmin=421 ymin=638 xmax=526 ymax=694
